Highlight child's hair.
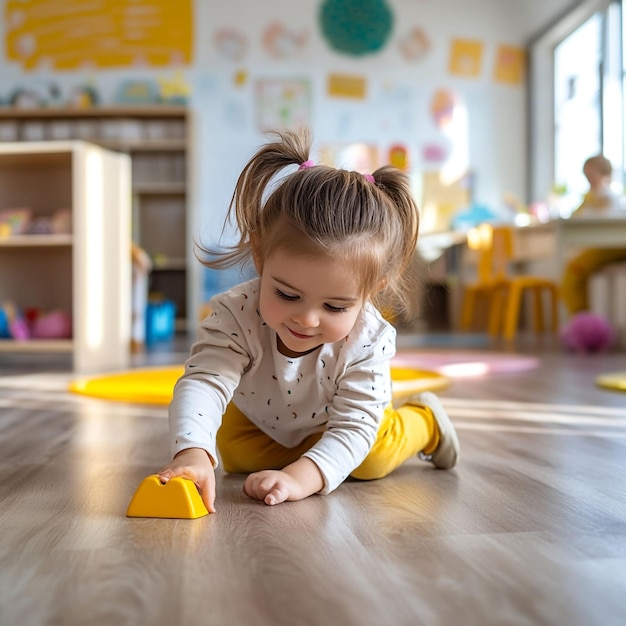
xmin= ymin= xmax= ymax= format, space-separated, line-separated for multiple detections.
xmin=197 ymin=128 xmax=420 ymax=316
xmin=583 ymin=154 xmax=612 ymax=178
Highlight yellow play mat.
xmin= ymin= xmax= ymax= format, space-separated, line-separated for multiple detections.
xmin=595 ymin=372 xmax=626 ymax=392
xmin=69 ymin=365 xmax=450 ymax=405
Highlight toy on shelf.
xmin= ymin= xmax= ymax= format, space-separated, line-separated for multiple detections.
xmin=127 ymin=474 xmax=209 ymax=519
xmin=0 ymin=303 xmax=72 ymax=341
xmin=0 ymin=208 xmax=32 ymax=236
xmin=30 ymin=310 xmax=72 ymax=339
xmin=1 ymin=302 xmax=29 ymax=340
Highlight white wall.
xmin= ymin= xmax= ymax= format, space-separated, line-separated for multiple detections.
xmin=0 ymin=0 xmax=572 ymax=312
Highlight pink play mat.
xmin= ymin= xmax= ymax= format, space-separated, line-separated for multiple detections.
xmin=392 ymin=351 xmax=540 ymax=378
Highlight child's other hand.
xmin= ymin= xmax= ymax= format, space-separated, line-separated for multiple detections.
xmin=244 ymin=470 xmax=302 ymax=506
xmin=244 ymin=458 xmax=324 ymax=506
xmin=158 ymin=448 xmax=217 ymax=513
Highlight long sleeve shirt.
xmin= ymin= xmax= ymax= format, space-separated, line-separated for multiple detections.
xmin=169 ymin=278 xmax=396 ymax=494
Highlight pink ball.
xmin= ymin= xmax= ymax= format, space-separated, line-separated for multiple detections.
xmin=560 ymin=312 xmax=616 ymax=353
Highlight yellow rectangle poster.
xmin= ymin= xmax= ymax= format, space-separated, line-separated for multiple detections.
xmin=4 ymin=0 xmax=193 ymax=70
xmin=448 ymin=39 xmax=484 ymax=78
xmin=493 ymin=45 xmax=526 ymax=85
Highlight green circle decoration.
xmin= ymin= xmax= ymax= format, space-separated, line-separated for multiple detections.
xmin=319 ymin=0 xmax=394 ymax=56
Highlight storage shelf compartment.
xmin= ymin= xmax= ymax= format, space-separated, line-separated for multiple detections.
xmin=0 ymin=339 xmax=73 ymax=353
xmin=0 ymin=234 xmax=73 ymax=247
xmin=0 ymin=141 xmax=131 ymax=372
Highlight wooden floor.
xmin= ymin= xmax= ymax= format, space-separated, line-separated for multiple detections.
xmin=1 ymin=334 xmax=625 ymax=626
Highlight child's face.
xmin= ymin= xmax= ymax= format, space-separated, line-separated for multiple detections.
xmin=257 ymin=248 xmax=366 ymax=356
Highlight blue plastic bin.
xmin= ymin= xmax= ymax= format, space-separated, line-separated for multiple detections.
xmin=146 ymin=299 xmax=176 ymax=345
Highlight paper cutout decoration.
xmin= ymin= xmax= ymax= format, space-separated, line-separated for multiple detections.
xmin=399 ymin=27 xmax=431 ymax=62
xmin=430 ymin=88 xmax=457 ymax=129
xmin=327 ymin=74 xmax=366 ymax=99
xmin=319 ymin=0 xmax=393 ymax=56
xmin=4 ymin=0 xmax=193 ymax=70
xmin=388 ymin=144 xmax=409 ymax=170
xmin=263 ymin=22 xmax=308 ymax=58
xmin=422 ymin=143 xmax=448 ymax=164
xmin=493 ymin=45 xmax=526 ymax=85
xmin=233 ymin=70 xmax=248 ymax=87
xmin=256 ymin=78 xmax=312 ymax=132
xmin=214 ymin=28 xmax=247 ymax=61
xmin=448 ymin=39 xmax=484 ymax=78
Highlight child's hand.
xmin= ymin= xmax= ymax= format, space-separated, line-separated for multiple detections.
xmin=158 ymin=448 xmax=217 ymax=513
xmin=243 ymin=458 xmax=324 ymax=506
xmin=243 ymin=470 xmax=303 ymax=506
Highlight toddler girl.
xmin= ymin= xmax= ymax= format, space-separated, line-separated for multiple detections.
xmin=158 ymin=129 xmax=459 ymax=512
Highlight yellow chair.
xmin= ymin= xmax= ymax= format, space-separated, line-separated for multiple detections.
xmin=459 ymin=224 xmax=559 ymax=340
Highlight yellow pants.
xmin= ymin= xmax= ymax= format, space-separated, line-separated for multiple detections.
xmin=561 ymin=248 xmax=626 ymax=314
xmin=216 ymin=401 xmax=439 ymax=481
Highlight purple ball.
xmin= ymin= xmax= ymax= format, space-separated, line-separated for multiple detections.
xmin=560 ymin=312 xmax=616 ymax=353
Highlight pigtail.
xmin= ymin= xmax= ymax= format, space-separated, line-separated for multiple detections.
xmin=368 ymin=166 xmax=421 ymax=318
xmin=195 ymin=129 xmax=312 ymax=269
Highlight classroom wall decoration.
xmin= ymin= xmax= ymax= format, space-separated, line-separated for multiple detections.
xmin=255 ymin=78 xmax=312 ymax=132
xmin=448 ymin=38 xmax=484 ymax=78
xmin=214 ymin=28 xmax=248 ymax=62
xmin=430 ymin=88 xmax=457 ymax=129
xmin=327 ymin=74 xmax=367 ymax=99
xmin=262 ymin=22 xmax=308 ymax=59
xmin=387 ymin=143 xmax=409 ymax=170
xmin=493 ymin=45 xmax=525 ymax=85
xmin=4 ymin=0 xmax=193 ymax=71
xmin=398 ymin=27 xmax=431 ymax=62
xmin=319 ymin=0 xmax=394 ymax=56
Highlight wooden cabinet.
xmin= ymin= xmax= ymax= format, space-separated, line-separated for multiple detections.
xmin=0 ymin=141 xmax=131 ymax=372
xmin=0 ymin=106 xmax=190 ymax=328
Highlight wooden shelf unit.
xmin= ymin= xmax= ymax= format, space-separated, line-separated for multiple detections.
xmin=0 ymin=141 xmax=131 ymax=372
xmin=0 ymin=106 xmax=190 ymax=327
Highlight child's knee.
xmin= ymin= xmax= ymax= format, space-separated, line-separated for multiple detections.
xmin=350 ymin=457 xmax=391 ymax=481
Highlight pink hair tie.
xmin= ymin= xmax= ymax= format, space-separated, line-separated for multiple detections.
xmin=299 ymin=160 xmax=315 ymax=170
xmin=364 ymin=173 xmax=375 ymax=183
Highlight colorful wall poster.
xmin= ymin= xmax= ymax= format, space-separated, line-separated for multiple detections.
xmin=4 ymin=0 xmax=193 ymax=71
xmin=327 ymin=74 xmax=367 ymax=99
xmin=448 ymin=39 xmax=484 ymax=78
xmin=493 ymin=45 xmax=526 ymax=85
xmin=255 ymin=78 xmax=312 ymax=132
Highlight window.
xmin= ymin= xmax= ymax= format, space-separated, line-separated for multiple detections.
xmin=529 ymin=0 xmax=623 ymax=211
xmin=552 ymin=1 xmax=623 ymax=214
xmin=554 ymin=13 xmax=603 ymax=204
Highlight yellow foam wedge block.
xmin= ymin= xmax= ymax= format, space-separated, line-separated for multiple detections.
xmin=126 ymin=475 xmax=209 ymax=519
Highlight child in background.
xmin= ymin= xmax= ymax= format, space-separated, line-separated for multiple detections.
xmin=158 ymin=129 xmax=459 ymax=512
xmin=561 ymin=155 xmax=626 ymax=314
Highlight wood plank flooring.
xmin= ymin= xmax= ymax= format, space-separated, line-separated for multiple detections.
xmin=1 ymin=337 xmax=625 ymax=626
